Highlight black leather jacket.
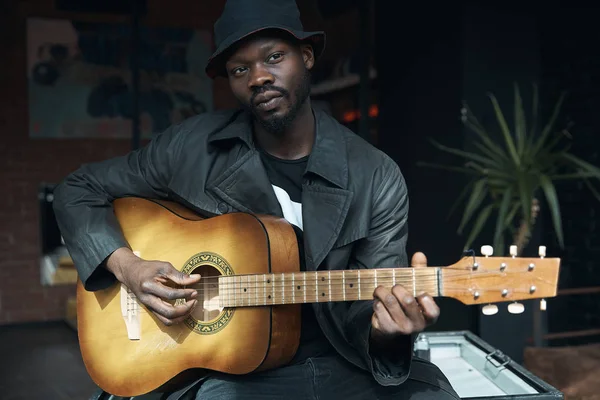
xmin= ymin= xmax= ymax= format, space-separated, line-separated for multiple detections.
xmin=53 ymin=107 xmax=416 ymax=388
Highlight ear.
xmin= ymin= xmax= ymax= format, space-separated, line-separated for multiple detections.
xmin=300 ymin=44 xmax=315 ymax=70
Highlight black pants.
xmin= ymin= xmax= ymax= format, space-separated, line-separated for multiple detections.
xmin=174 ymin=355 xmax=460 ymax=400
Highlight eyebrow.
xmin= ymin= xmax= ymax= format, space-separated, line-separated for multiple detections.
xmin=227 ymin=41 xmax=284 ymax=65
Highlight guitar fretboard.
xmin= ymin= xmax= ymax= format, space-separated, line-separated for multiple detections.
xmin=216 ymin=268 xmax=441 ymax=307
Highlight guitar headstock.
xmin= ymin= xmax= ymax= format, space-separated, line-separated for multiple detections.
xmin=441 ymin=245 xmax=560 ymax=315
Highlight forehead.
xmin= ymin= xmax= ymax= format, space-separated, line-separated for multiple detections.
xmin=226 ymin=31 xmax=297 ymax=64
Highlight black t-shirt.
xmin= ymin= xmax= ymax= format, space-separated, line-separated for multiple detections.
xmin=258 ymin=148 xmax=335 ymax=363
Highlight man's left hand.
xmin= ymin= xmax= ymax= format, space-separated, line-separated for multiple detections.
xmin=370 ymin=252 xmax=440 ymax=348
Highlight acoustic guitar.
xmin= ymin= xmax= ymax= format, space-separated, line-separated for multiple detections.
xmin=76 ymin=197 xmax=560 ymax=397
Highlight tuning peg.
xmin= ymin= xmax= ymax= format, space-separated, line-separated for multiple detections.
xmin=482 ymin=304 xmax=498 ymax=315
xmin=540 ymin=299 xmax=547 ymax=311
xmin=481 ymin=245 xmax=493 ymax=257
xmin=508 ymin=302 xmax=525 ymax=314
xmin=510 ymin=245 xmax=518 ymax=257
xmin=538 ymin=246 xmax=546 ymax=258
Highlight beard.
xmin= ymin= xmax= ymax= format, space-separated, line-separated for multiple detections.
xmin=244 ymin=67 xmax=312 ymax=136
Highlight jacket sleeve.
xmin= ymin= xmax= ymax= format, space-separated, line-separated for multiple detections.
xmin=52 ymin=124 xmax=184 ymax=291
xmin=345 ymin=159 xmax=413 ymax=386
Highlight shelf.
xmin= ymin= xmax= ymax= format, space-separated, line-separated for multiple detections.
xmin=311 ymin=68 xmax=377 ymax=96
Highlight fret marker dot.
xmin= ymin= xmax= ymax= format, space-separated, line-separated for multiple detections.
xmin=297 ymin=285 xmax=301 ymax=290
xmin=267 ymin=279 xmax=270 ymax=283
xmin=322 ymin=293 xmax=325 ymax=296
xmin=349 ymin=283 xmax=353 ymax=288
xmin=268 ymin=295 xmax=271 ymax=299
xmin=321 ymin=277 xmax=325 ymax=281
xmin=243 ymin=288 xmax=247 ymax=292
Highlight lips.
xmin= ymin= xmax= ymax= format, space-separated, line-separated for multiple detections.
xmin=253 ymin=91 xmax=283 ymax=108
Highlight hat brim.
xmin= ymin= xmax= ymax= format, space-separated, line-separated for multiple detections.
xmin=205 ymin=25 xmax=326 ymax=79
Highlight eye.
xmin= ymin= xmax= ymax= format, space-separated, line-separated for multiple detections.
xmin=230 ymin=66 xmax=247 ymax=76
xmin=267 ymin=52 xmax=284 ymax=63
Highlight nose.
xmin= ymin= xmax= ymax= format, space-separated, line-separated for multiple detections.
xmin=248 ymin=64 xmax=274 ymax=89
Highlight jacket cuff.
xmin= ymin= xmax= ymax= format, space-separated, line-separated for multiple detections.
xmin=73 ymin=232 xmax=129 ymax=291
xmin=348 ymin=301 xmax=413 ymax=386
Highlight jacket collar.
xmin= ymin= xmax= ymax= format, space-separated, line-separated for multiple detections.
xmin=207 ymin=110 xmax=254 ymax=147
xmin=208 ymin=107 xmax=348 ymax=190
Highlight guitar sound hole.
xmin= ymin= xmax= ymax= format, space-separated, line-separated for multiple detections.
xmin=187 ymin=264 xmax=223 ymax=322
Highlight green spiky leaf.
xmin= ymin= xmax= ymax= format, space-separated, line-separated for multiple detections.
xmin=514 ymin=83 xmax=526 ymax=157
xmin=531 ymin=91 xmax=566 ymax=158
xmin=539 ymin=174 xmax=564 ymax=248
xmin=458 ymin=179 xmax=488 ymax=234
xmin=428 ymin=138 xmax=503 ymax=168
xmin=494 ymin=187 xmax=513 ymax=248
xmin=465 ymin=204 xmax=495 ymax=250
xmin=489 ymin=94 xmax=520 ymax=166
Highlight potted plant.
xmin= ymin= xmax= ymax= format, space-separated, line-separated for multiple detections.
xmin=419 ymin=84 xmax=600 ymax=255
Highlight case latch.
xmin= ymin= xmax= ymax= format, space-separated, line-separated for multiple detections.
xmin=485 ymin=349 xmax=511 ymax=371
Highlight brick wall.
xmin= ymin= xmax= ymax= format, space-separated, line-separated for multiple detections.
xmin=0 ymin=0 xmax=238 ymax=324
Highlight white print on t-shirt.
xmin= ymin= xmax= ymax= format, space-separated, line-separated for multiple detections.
xmin=272 ymin=184 xmax=303 ymax=231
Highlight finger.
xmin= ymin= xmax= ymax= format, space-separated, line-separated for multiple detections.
xmin=151 ymin=308 xmax=191 ymax=326
xmin=411 ymin=252 xmax=428 ymax=268
xmin=159 ymin=263 xmax=202 ymax=286
xmin=142 ymin=280 xmax=197 ymax=301
xmin=371 ymin=313 xmax=380 ymax=331
xmin=372 ymin=298 xmax=398 ymax=334
xmin=374 ymin=285 xmax=406 ymax=328
xmin=417 ymin=293 xmax=440 ymax=325
xmin=392 ymin=285 xmax=425 ymax=331
xmin=143 ymin=295 xmax=197 ymax=326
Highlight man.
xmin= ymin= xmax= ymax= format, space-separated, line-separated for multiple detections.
xmin=53 ymin=0 xmax=459 ymax=399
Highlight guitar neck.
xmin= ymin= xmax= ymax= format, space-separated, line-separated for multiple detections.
xmin=217 ymin=268 xmax=441 ymax=307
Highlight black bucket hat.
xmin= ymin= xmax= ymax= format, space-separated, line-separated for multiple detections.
xmin=205 ymin=0 xmax=326 ymax=79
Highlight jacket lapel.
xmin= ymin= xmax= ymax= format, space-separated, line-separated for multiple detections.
xmin=302 ymin=184 xmax=352 ymax=270
xmin=206 ymin=111 xmax=283 ymax=217
xmin=301 ymin=110 xmax=353 ymax=270
xmin=208 ymin=149 xmax=283 ymax=217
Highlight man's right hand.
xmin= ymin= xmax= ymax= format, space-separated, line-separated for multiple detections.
xmin=105 ymin=247 xmax=201 ymax=326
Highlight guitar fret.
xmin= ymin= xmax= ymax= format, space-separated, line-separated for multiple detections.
xmin=412 ymin=269 xmax=416 ymax=296
xmin=272 ymin=274 xmax=275 ymax=305
xmin=393 ymin=269 xmax=396 ymax=286
xmin=282 ymin=273 xmax=285 ymax=304
xmin=263 ymin=275 xmax=266 ymax=306
xmin=374 ymin=269 xmax=378 ymax=289
xmin=313 ymin=271 xmax=317 ymax=303
xmin=328 ymin=271 xmax=331 ymax=302
xmin=292 ymin=273 xmax=295 ymax=304
xmin=358 ymin=271 xmax=361 ymax=300
xmin=303 ymin=273 xmax=306 ymax=304
xmin=342 ymin=271 xmax=346 ymax=301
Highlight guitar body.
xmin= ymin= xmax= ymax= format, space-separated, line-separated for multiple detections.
xmin=76 ymin=197 xmax=301 ymax=397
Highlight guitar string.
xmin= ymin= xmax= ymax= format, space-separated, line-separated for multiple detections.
xmin=182 ymin=268 xmax=545 ymax=291
xmin=126 ymin=273 xmax=551 ymax=311
xmin=126 ymin=285 xmax=546 ymax=312
xmin=175 ymin=264 xmax=543 ymax=282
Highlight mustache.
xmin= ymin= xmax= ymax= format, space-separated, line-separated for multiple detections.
xmin=250 ymin=85 xmax=289 ymax=105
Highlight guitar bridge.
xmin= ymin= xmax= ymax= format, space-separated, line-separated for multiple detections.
xmin=120 ymin=284 xmax=141 ymax=340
